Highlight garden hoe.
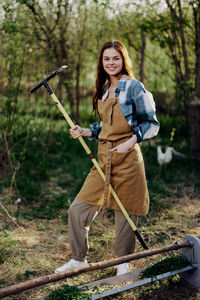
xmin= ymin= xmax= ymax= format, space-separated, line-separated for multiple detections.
xmin=30 ymin=65 xmax=148 ymax=250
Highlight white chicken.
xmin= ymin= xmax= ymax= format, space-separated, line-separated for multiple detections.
xmin=157 ymin=146 xmax=174 ymax=166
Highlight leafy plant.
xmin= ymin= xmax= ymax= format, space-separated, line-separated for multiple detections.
xmin=47 ymin=284 xmax=94 ymax=300
xmin=24 ymin=269 xmax=37 ymax=278
xmin=140 ymin=254 xmax=191 ymax=279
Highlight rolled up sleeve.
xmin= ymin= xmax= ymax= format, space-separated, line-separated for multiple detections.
xmin=88 ymin=122 xmax=102 ymax=140
xmin=132 ymin=82 xmax=160 ymax=143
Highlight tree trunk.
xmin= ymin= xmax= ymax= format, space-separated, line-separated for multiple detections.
xmin=193 ymin=1 xmax=200 ymax=98
xmin=165 ymin=0 xmax=190 ymax=80
xmin=139 ymin=33 xmax=146 ymax=83
xmin=75 ymin=60 xmax=81 ymax=123
xmin=65 ymin=71 xmax=76 ymax=121
xmin=177 ymin=0 xmax=190 ymax=80
xmin=188 ymin=99 xmax=200 ymax=157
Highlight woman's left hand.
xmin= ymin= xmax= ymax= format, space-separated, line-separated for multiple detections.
xmin=110 ymin=135 xmax=137 ymax=153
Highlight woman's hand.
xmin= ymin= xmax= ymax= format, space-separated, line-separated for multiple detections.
xmin=110 ymin=135 xmax=137 ymax=153
xmin=70 ymin=125 xmax=92 ymax=139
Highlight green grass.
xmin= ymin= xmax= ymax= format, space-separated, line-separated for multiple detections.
xmin=140 ymin=254 xmax=192 ymax=279
xmin=47 ymin=284 xmax=95 ymax=300
xmin=0 ymin=97 xmax=98 ymax=218
xmin=0 ymin=231 xmax=22 ymax=264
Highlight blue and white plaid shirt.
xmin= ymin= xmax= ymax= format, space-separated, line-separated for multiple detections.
xmin=89 ymin=78 xmax=159 ymax=143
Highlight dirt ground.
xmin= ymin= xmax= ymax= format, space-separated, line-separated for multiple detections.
xmin=0 ymin=190 xmax=200 ymax=299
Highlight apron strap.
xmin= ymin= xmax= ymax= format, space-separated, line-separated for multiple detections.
xmin=102 ymin=141 xmax=112 ymax=219
xmin=110 ymin=97 xmax=118 ymax=125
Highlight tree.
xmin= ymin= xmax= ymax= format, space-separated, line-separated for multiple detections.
xmin=16 ymin=0 xmax=79 ymax=118
xmin=139 ymin=0 xmax=200 ymax=156
xmin=111 ymin=3 xmax=174 ymax=91
xmin=0 ymin=2 xmax=27 ymax=135
xmin=142 ymin=1 xmax=200 ymax=102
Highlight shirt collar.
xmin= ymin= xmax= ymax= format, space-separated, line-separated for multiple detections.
xmin=116 ymin=79 xmax=127 ymax=91
xmin=102 ymin=79 xmax=128 ymax=101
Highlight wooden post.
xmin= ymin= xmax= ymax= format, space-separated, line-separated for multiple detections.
xmin=181 ymin=235 xmax=200 ymax=291
xmin=0 ymin=240 xmax=192 ymax=299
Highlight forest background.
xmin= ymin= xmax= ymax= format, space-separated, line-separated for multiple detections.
xmin=0 ymin=0 xmax=200 ymax=299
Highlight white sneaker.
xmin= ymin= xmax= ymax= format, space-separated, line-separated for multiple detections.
xmin=54 ymin=258 xmax=87 ymax=273
xmin=117 ymin=263 xmax=129 ymax=276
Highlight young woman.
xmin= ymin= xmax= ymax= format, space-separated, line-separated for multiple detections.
xmin=55 ymin=40 xmax=159 ymax=275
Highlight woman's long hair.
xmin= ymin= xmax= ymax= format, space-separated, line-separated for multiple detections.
xmin=92 ymin=40 xmax=134 ymax=111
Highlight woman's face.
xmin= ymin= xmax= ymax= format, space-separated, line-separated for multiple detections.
xmin=102 ymin=48 xmax=123 ymax=77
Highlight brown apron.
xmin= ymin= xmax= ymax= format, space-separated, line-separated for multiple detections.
xmin=76 ymin=97 xmax=149 ymax=216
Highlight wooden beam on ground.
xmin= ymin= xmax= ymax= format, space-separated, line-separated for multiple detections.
xmin=0 ymin=240 xmax=192 ymax=299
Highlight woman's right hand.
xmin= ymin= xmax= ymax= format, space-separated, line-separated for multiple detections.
xmin=70 ymin=125 xmax=92 ymax=139
xmin=70 ymin=125 xmax=84 ymax=139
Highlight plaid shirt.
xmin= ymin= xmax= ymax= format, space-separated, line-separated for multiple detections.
xmin=89 ymin=78 xmax=159 ymax=143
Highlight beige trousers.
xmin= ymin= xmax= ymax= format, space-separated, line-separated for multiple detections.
xmin=68 ymin=199 xmax=138 ymax=261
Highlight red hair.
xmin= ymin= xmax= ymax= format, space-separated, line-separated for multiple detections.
xmin=92 ymin=40 xmax=134 ymax=111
